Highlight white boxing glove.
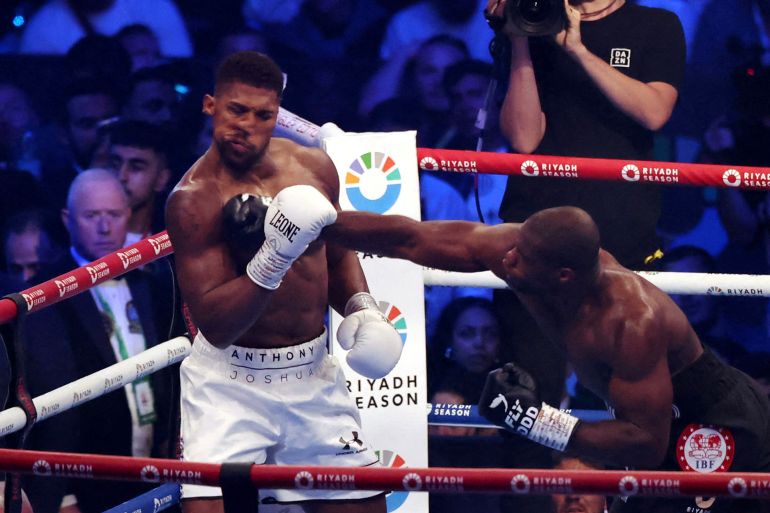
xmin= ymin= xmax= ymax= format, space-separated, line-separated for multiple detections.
xmin=246 ymin=185 xmax=337 ymax=290
xmin=337 ymin=292 xmax=404 ymax=378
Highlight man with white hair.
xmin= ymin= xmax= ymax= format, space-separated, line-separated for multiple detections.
xmin=22 ymin=169 xmax=177 ymax=513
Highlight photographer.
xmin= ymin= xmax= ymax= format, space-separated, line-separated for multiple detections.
xmin=484 ymin=2 xmax=684 ymax=512
xmin=486 ymin=0 xmax=684 ymax=267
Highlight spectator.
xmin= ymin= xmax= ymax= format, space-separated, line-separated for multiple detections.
xmin=677 ymin=0 xmax=770 ymax=161
xmin=433 ymin=58 xmax=509 ymax=224
xmin=3 ymin=209 xmax=65 ymax=283
xmin=550 ymin=455 xmax=608 ymax=513
xmin=242 ymin=0 xmax=305 ymax=27
xmin=23 ymin=169 xmax=177 ymax=512
xmin=438 ymin=59 xmax=503 ymax=152
xmin=105 ymin=120 xmax=171 ymax=243
xmin=214 ymin=26 xmax=270 ymax=68
xmin=0 ymin=168 xmax=45 ymax=233
xmin=265 ymin=0 xmax=388 ymax=129
xmin=123 ymin=65 xmax=178 ymax=126
xmin=380 ymin=0 xmax=492 ymax=61
xmin=19 ymin=0 xmax=192 ymax=58
xmin=429 ymin=296 xmax=505 ymax=402
xmin=359 ymin=34 xmax=469 ymax=141
xmin=115 ymin=23 xmax=162 ymax=72
xmin=0 ymin=82 xmax=40 ymax=171
xmin=64 ymin=33 xmax=133 ymax=85
xmin=35 ymin=77 xmax=122 ymax=211
xmin=490 ymin=0 xmax=685 ymax=267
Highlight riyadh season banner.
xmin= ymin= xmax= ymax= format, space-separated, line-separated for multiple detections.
xmin=324 ymin=131 xmax=428 ymax=513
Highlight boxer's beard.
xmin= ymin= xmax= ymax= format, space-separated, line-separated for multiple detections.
xmin=217 ymin=139 xmax=263 ymax=174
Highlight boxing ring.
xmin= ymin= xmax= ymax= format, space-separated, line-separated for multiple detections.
xmin=2 ymin=108 xmax=770 ymax=512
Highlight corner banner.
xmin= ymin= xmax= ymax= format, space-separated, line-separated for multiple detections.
xmin=323 ymin=131 xmax=428 ymax=513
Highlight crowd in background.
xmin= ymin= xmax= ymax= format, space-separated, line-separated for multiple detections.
xmin=1 ymin=0 xmax=770 ymax=512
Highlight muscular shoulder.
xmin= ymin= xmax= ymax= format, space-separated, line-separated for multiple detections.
xmin=600 ymin=271 xmax=675 ymax=378
xmin=270 ymin=138 xmax=340 ymax=200
xmin=165 ymin=181 xmax=223 ymax=250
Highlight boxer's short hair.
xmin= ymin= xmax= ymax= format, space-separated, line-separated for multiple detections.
xmin=215 ymin=51 xmax=283 ymax=98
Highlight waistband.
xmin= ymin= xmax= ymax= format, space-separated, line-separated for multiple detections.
xmin=192 ymin=329 xmax=328 ymax=370
xmin=672 ymin=345 xmax=737 ymax=415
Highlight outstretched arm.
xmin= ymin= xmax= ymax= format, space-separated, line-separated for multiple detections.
xmin=323 ymin=211 xmax=520 ymax=274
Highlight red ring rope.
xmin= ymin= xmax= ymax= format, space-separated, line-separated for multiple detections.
xmin=416 ymin=148 xmax=770 ymax=190
xmin=0 ymin=231 xmax=172 ymax=324
xmin=2 ymin=448 xmax=770 ymax=499
xmin=1 ymin=146 xmax=767 ymax=325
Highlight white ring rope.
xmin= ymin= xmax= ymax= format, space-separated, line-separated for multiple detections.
xmin=423 ymin=268 xmax=770 ymax=297
xmin=0 ymin=336 xmax=191 ymax=437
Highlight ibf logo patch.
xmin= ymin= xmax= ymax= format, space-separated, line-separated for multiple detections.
xmin=610 ymin=48 xmax=631 ymax=68
xmin=677 ymin=424 xmax=734 ymax=473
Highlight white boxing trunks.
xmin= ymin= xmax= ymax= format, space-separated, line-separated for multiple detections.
xmin=179 ymin=329 xmax=382 ymax=503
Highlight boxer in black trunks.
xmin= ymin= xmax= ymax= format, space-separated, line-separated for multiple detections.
xmin=321 ymin=205 xmax=770 ymax=512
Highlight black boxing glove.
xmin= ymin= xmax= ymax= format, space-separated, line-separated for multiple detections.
xmin=478 ymin=362 xmax=579 ymax=451
xmin=222 ymin=194 xmax=271 ymax=254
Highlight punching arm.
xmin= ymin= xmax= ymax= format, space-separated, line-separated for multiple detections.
xmin=323 ymin=211 xmax=519 ymax=274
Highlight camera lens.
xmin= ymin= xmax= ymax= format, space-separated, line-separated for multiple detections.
xmin=505 ymin=0 xmax=566 ymax=36
xmin=520 ymin=0 xmax=551 ymax=23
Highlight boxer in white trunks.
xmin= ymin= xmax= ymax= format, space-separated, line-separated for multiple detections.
xmin=165 ymin=51 xmax=403 ymax=513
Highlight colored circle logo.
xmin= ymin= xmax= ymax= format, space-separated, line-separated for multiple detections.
xmin=140 ymin=464 xmax=160 ymax=483
xmin=520 ymin=160 xmax=539 ymax=177
xmin=728 ymin=477 xmax=747 ymax=498
xmin=32 ymin=460 xmax=51 ymax=476
xmin=621 ymin=164 xmax=640 ymax=182
xmin=378 ymin=301 xmax=407 ymax=344
xmin=419 ymin=156 xmax=439 ymax=171
xmin=378 ymin=450 xmax=409 ymax=511
xmin=345 ymin=152 xmax=402 ymax=214
xmin=618 ymin=476 xmax=639 ymax=497
xmin=722 ymin=169 xmax=741 ymax=187
xmin=511 ymin=474 xmax=530 ymax=494
xmin=677 ymin=424 xmax=734 ymax=473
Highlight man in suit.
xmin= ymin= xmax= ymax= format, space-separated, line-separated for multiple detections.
xmin=22 ymin=169 xmax=177 ymax=513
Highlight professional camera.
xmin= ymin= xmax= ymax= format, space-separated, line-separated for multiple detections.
xmin=505 ymin=0 xmax=566 ymax=36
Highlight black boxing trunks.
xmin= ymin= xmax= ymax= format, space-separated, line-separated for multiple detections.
xmin=611 ymin=346 xmax=770 ymax=513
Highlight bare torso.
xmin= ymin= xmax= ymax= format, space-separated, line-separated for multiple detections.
xmin=520 ymin=253 xmax=703 ymax=402
xmin=167 ymin=137 xmax=337 ymax=348
xmin=481 ymin=230 xmax=704 ymax=404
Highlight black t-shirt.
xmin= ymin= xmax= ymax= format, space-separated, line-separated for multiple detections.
xmin=499 ymin=3 xmax=685 ymax=267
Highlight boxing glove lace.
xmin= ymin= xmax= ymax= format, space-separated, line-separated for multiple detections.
xmin=246 ymin=185 xmax=337 ymax=290
xmin=479 ymin=362 xmax=579 ymax=451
